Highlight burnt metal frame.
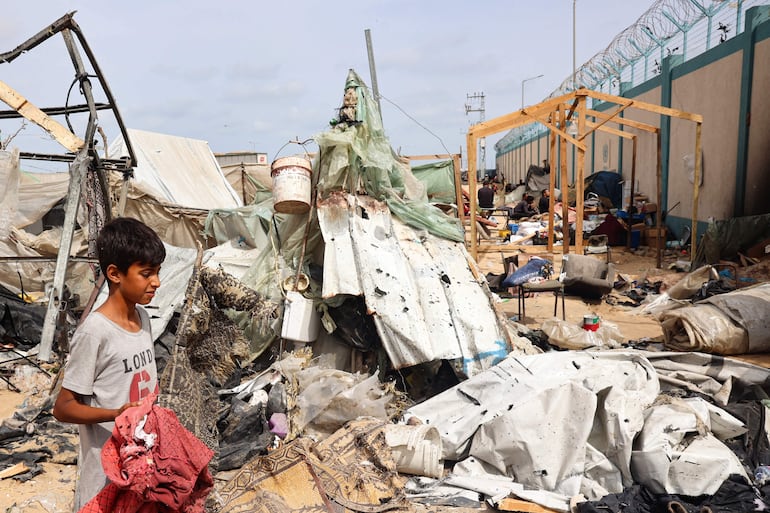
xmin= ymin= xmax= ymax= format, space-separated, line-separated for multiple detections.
xmin=0 ymin=12 xmax=137 ymax=361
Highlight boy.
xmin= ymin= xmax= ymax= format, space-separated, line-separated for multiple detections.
xmin=53 ymin=217 xmax=166 ymax=511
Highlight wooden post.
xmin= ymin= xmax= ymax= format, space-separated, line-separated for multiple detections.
xmin=547 ymin=112 xmax=557 ymax=251
xmin=656 ymin=131 xmax=663 ymax=269
xmin=452 ymin=153 xmax=465 ymax=225
xmin=575 ymin=95 xmax=587 ymax=254
xmin=559 ymin=105 xmax=570 ymax=254
xmin=628 ymin=135 xmax=637 ymax=251
xmin=691 ymin=122 xmax=702 ymax=264
xmin=468 ymin=132 xmax=478 ymax=261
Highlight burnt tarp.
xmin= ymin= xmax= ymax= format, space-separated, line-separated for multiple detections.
xmin=524 ymin=164 xmax=550 ymax=194
xmin=660 ymin=283 xmax=770 ymax=355
xmin=693 ymin=213 xmax=770 ymax=267
xmin=404 ymin=349 xmax=764 ymax=511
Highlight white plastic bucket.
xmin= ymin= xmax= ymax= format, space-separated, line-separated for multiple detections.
xmin=281 ymin=291 xmax=320 ymax=342
xmin=384 ymin=424 xmax=443 ymax=478
xmin=271 ymin=156 xmax=312 ymax=214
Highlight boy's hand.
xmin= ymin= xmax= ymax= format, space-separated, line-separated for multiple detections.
xmin=116 ymin=401 xmax=142 ymax=417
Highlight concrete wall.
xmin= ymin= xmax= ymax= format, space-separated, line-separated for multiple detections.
xmin=494 ymin=8 xmax=770 ymax=225
xmin=746 ymin=36 xmax=770 ymax=215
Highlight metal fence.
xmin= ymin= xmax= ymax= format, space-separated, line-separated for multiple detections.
xmin=496 ymin=0 xmax=768 ymax=155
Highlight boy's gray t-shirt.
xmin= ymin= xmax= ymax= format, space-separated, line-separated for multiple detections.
xmin=62 ymin=307 xmax=157 ymax=511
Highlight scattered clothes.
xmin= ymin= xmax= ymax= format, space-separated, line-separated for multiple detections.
xmin=501 ymin=257 xmax=553 ymax=288
xmin=81 ymin=394 xmax=214 ymax=513
xmin=577 ymin=474 xmax=762 ymax=513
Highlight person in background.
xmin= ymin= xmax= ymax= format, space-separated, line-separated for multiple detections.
xmin=512 ymin=194 xmax=538 ymax=219
xmin=478 ymin=178 xmax=495 ymax=209
xmin=538 ymin=189 xmax=551 ymax=214
xmin=53 ymin=217 xmax=166 ymax=511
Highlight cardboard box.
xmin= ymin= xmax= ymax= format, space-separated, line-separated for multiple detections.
xmin=645 ymin=227 xmax=667 ymax=249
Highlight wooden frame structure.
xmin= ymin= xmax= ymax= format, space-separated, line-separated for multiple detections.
xmin=467 ymin=88 xmax=703 ymax=268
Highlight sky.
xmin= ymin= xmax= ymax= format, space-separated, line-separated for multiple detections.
xmin=0 ymin=1 xmax=653 ymax=170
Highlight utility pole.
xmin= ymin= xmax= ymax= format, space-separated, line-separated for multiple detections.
xmin=465 ymin=92 xmax=485 ymax=179
xmin=364 ymin=29 xmax=383 ymax=122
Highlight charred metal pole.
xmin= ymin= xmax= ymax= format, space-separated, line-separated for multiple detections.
xmin=38 ymin=28 xmax=101 ymax=362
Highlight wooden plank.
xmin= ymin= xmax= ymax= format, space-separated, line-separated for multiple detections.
xmin=0 ymin=462 xmax=29 ymax=479
xmin=579 ymin=103 xmax=629 ymax=141
xmin=586 ymin=120 xmax=634 ymax=139
xmin=559 ymin=105 xmax=570 ymax=255
xmin=656 ymin=131 xmax=664 ymax=269
xmin=0 ymin=79 xmax=85 ymax=152
xmin=471 ymin=91 xmax=578 ymax=138
xmin=690 ymin=122 xmax=702 ymax=266
xmin=583 ymin=89 xmax=704 ymax=123
xmin=522 ymin=109 xmax=586 ymax=151
xmin=586 ymin=108 xmax=659 ymax=133
xmin=468 ymin=132 xmax=479 ymax=261
xmin=452 ymin=154 xmax=465 ymax=226
xmin=496 ymin=497 xmax=562 ymax=513
xmin=404 ymin=153 xmax=453 ymax=160
xmin=547 ymin=116 xmax=557 ymax=251
xmin=575 ymin=95 xmax=586 ymax=253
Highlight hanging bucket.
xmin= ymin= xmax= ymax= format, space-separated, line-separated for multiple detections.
xmin=384 ymin=424 xmax=443 ymax=478
xmin=271 ymin=156 xmax=312 ymax=214
xmin=281 ymin=291 xmax=320 ymax=342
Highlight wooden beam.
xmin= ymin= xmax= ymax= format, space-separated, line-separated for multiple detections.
xmin=586 ymin=120 xmax=635 ymax=140
xmin=656 ymin=131 xmax=663 ymax=269
xmin=583 ymin=89 xmax=703 ymax=123
xmin=470 ymin=91 xmax=578 ymax=138
xmin=579 ymin=103 xmax=629 ymax=141
xmin=547 ymin=114 xmax=557 ymax=252
xmin=575 ymin=96 xmax=587 ymax=253
xmin=452 ymin=154 xmax=465 ymax=225
xmin=467 ymin=132 xmax=478 ymax=261
xmin=0 ymin=79 xmax=85 ymax=152
xmin=586 ymin=108 xmax=659 ymax=133
xmin=691 ymin=122 xmax=703 ymax=265
xmin=521 ymin=109 xmax=586 ymax=151
xmin=559 ymin=105 xmax=570 ymax=255
xmin=404 ymin=154 xmax=454 ymax=160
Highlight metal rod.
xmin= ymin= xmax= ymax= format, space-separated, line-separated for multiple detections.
xmin=364 ymin=29 xmax=383 ymax=123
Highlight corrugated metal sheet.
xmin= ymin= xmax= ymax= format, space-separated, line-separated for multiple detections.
xmin=109 ymin=128 xmax=242 ymax=210
xmin=318 ymin=192 xmax=509 ymax=376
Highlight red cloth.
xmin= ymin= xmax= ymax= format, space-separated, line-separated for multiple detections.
xmin=79 ymin=394 xmax=214 ymax=513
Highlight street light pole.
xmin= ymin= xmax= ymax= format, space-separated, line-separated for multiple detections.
xmin=573 ymin=0 xmax=577 ymax=89
xmin=521 ymin=74 xmax=544 ymax=109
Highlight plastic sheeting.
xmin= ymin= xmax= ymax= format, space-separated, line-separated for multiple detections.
xmin=108 ymin=128 xmax=242 ymax=210
xmin=660 ymin=283 xmax=770 ymax=355
xmin=314 ymin=70 xmax=463 ymax=242
xmin=411 ymin=160 xmax=457 ymax=205
xmin=631 ymin=396 xmax=748 ymax=496
xmin=407 ymin=351 xmax=660 ymax=500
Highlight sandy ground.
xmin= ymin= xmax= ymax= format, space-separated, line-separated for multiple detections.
xmin=1 ymin=243 xmax=767 ymax=512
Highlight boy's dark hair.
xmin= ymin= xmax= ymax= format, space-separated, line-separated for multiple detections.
xmin=97 ymin=217 xmax=165 ymax=274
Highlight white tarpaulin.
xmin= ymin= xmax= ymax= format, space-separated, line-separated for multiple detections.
xmin=317 ymin=192 xmax=509 ymax=376
xmin=108 ymin=128 xmax=242 ymax=210
xmin=661 ymin=283 xmax=770 ymax=355
xmin=407 ymin=351 xmax=660 ymax=501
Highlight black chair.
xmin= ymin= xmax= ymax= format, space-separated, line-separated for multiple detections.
xmin=517 ymin=280 xmax=565 ymax=322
